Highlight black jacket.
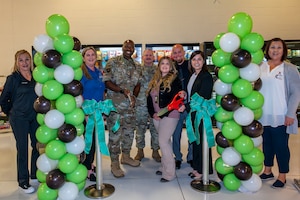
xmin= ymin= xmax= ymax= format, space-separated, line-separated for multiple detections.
xmin=147 ymin=77 xmax=182 ymax=118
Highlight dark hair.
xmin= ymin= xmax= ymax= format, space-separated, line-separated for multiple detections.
xmin=188 ymin=50 xmax=208 ymax=73
xmin=264 ymin=38 xmax=287 ymax=61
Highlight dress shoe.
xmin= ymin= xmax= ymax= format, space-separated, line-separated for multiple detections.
xmin=272 ymin=179 xmax=286 ymax=188
xmin=156 ymin=171 xmax=162 ymax=175
xmin=260 ymin=173 xmax=274 ymax=180
xmin=175 ymin=160 xmax=181 ymax=169
xmin=160 ymin=178 xmax=169 ymax=182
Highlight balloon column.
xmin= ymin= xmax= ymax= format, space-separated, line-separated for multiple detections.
xmin=33 ymin=14 xmax=86 ymax=200
xmin=212 ymin=12 xmax=265 ymax=193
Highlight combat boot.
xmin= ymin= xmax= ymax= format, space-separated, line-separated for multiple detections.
xmin=111 ymin=161 xmax=125 ymax=178
xmin=152 ymin=149 xmax=161 ymax=162
xmin=121 ymin=153 xmax=140 ymax=167
xmin=134 ymin=148 xmax=144 ymax=161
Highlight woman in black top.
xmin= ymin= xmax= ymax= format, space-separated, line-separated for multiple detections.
xmin=0 ymin=50 xmax=39 ymax=194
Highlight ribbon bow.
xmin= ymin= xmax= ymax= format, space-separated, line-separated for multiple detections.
xmin=82 ymin=99 xmax=120 ymax=156
xmin=185 ymin=93 xmax=217 ymax=148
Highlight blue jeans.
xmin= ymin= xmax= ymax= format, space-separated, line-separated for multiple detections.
xmin=172 ymin=111 xmax=193 ymax=161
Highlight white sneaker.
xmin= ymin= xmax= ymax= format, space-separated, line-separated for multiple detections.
xmin=19 ymin=183 xmax=35 ymax=194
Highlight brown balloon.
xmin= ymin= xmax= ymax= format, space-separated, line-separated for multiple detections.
xmin=63 ymin=80 xmax=83 ymax=97
xmin=215 ymin=131 xmax=233 ymax=148
xmin=42 ymin=49 xmax=61 ymax=69
xmin=242 ymin=120 xmax=263 ymax=138
xmin=46 ymin=169 xmax=66 ymax=189
xmin=73 ymin=36 xmax=81 ymax=51
xmin=252 ymin=78 xmax=262 ymax=91
xmin=234 ymin=161 xmax=252 ymax=180
xmin=231 ymin=49 xmax=251 ymax=68
xmin=221 ymin=94 xmax=240 ymax=111
xmin=58 ymin=123 xmax=77 ymax=143
xmin=33 ymin=96 xmax=51 ymax=114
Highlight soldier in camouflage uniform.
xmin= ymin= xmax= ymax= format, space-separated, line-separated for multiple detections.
xmin=134 ymin=49 xmax=161 ymax=162
xmin=103 ymin=40 xmax=142 ymax=178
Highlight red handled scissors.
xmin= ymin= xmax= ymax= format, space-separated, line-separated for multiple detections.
xmin=157 ymin=93 xmax=184 ymax=117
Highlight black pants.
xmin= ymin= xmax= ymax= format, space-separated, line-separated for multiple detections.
xmin=9 ymin=116 xmax=39 ymax=185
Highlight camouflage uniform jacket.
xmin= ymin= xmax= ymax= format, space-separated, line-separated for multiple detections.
xmin=103 ymin=55 xmax=142 ymax=110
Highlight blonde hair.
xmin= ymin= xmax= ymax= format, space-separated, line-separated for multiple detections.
xmin=147 ymin=56 xmax=177 ymax=95
xmin=81 ymin=46 xmax=97 ymax=80
xmin=13 ymin=50 xmax=33 ymax=72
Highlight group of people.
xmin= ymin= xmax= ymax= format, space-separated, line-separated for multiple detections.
xmin=0 ymin=37 xmax=299 ymax=194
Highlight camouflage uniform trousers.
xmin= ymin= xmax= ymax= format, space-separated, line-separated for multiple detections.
xmin=135 ymin=105 xmax=159 ymax=150
xmin=107 ymin=108 xmax=136 ymax=162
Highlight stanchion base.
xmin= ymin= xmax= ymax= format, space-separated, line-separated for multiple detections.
xmin=191 ymin=179 xmax=221 ymax=193
xmin=84 ymin=183 xmax=115 ymax=199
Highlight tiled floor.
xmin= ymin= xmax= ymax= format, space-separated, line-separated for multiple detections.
xmin=0 ymin=128 xmax=299 ymax=200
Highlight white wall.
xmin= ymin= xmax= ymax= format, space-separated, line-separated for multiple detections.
xmin=0 ymin=0 xmax=299 ymax=76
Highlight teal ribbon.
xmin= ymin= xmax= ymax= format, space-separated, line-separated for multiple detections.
xmin=82 ymin=99 xmax=120 ymax=156
xmin=186 ymin=93 xmax=217 ymax=148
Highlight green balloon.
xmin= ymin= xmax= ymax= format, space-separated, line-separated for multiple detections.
xmin=213 ymin=32 xmax=225 ymax=49
xmin=62 ymin=50 xmax=83 ymax=69
xmin=251 ymin=163 xmax=263 ymax=174
xmin=58 ymin=153 xmax=79 ymax=174
xmin=36 ymin=124 xmax=58 ymax=144
xmin=241 ymin=32 xmax=264 ymax=53
xmin=65 ymin=108 xmax=85 ymax=126
xmin=33 ymin=65 xmax=51 ymax=84
xmin=34 ymin=52 xmax=43 ymax=66
xmin=216 ymin=95 xmax=222 ymax=105
xmin=215 ymin=157 xmax=233 ymax=175
xmin=233 ymin=134 xmax=254 ymax=154
xmin=212 ymin=49 xmax=231 ymax=67
xmin=218 ymin=64 xmax=240 ymax=83
xmin=75 ymin=123 xmax=85 ymax=136
xmin=74 ymin=67 xmax=83 ymax=81
xmin=56 ymin=94 xmax=76 ymax=114
xmin=48 ymin=68 xmax=55 ymax=80
xmin=54 ymin=33 xmax=74 ymax=54
xmin=42 ymin=80 xmax=64 ymax=100
xmin=232 ymin=78 xmax=253 ymax=98
xmin=222 ymin=120 xmax=242 ymax=140
xmin=36 ymin=169 xmax=47 ymax=183
xmin=66 ymin=164 xmax=88 ymax=184
xmin=252 ymin=107 xmax=263 ymax=120
xmin=242 ymin=147 xmax=264 ymax=166
xmin=37 ymin=113 xmax=45 ymax=125
xmin=240 ymin=90 xmax=264 ymax=110
xmin=76 ymin=180 xmax=86 ymax=191
xmin=214 ymin=106 xmax=234 ymax=123
xmin=223 ymin=173 xmax=241 ymax=191
xmin=251 ymin=49 xmax=264 ymax=64
xmin=46 ymin=14 xmax=70 ymax=38
xmin=228 ymin=12 xmax=253 ymax=38
xmin=45 ymin=139 xmax=66 ymax=160
xmin=217 ymin=145 xmax=225 ymax=155
xmin=37 ymin=183 xmax=58 ymax=200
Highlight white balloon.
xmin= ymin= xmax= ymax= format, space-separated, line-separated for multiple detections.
xmin=241 ymin=173 xmax=262 ymax=192
xmin=35 ymin=82 xmax=43 ymax=96
xmin=220 ymin=32 xmax=240 ymax=53
xmin=251 ymin=135 xmax=263 ymax=147
xmin=75 ymin=95 xmax=84 ymax=108
xmin=233 ymin=107 xmax=254 ymax=126
xmin=216 ymin=121 xmax=223 ymax=130
xmin=239 ymin=63 xmax=260 ymax=82
xmin=33 ymin=34 xmax=54 ymax=53
xmin=44 ymin=109 xmax=65 ymax=129
xmin=66 ymin=136 xmax=85 ymax=155
xmin=36 ymin=153 xmax=58 ymax=173
xmin=58 ymin=182 xmax=79 ymax=200
xmin=54 ymin=64 xmax=75 ymax=84
xmin=222 ymin=147 xmax=241 ymax=166
xmin=213 ymin=79 xmax=232 ymax=96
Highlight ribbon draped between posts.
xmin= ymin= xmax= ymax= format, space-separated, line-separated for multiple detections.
xmin=185 ymin=93 xmax=217 ymax=148
xmin=82 ymin=99 xmax=120 ymax=156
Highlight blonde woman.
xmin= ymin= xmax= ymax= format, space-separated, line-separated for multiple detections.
xmin=0 ymin=50 xmax=39 ymax=193
xmin=147 ymin=56 xmax=185 ymax=182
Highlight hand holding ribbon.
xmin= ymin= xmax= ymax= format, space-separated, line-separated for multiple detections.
xmin=82 ymin=99 xmax=120 ymax=156
xmin=185 ymin=93 xmax=217 ymax=148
